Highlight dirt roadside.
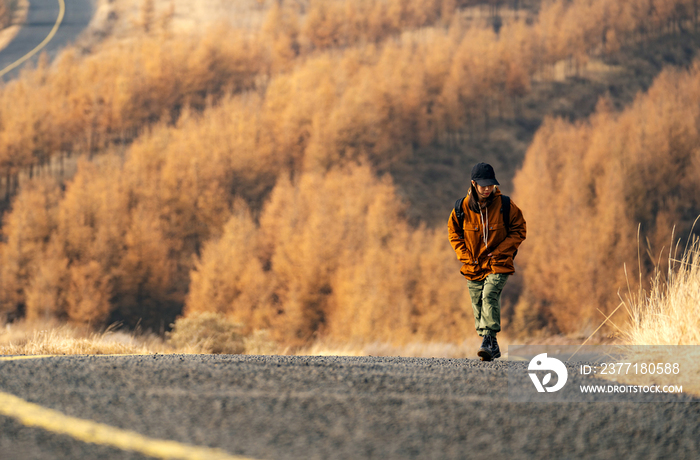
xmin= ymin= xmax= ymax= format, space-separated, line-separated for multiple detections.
xmin=0 ymin=0 xmax=29 ymax=52
xmin=76 ymin=0 xmax=268 ymax=50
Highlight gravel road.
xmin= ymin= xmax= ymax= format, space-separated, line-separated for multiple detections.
xmin=0 ymin=354 xmax=698 ymax=459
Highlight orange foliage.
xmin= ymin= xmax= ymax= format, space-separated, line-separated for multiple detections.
xmin=185 ymin=163 xmax=470 ymax=346
xmin=185 ymin=200 xmax=270 ymax=329
xmin=513 ymin=64 xmax=700 ymax=335
xmin=2 ymin=0 xmax=700 ymax=344
xmin=299 ymin=0 xmax=445 ymax=52
xmin=1 ymin=92 xmax=281 ymax=327
xmin=1 ymin=0 xmax=696 ymax=185
xmin=0 ymin=178 xmax=61 ymax=320
xmin=0 ymin=24 xmax=265 ymax=178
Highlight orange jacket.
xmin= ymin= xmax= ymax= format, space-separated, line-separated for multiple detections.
xmin=447 ymin=189 xmax=526 ymax=281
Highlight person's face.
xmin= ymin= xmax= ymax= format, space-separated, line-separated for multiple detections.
xmin=472 ymin=181 xmax=494 ymax=199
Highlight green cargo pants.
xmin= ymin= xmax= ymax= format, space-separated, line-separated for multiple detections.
xmin=467 ymin=273 xmax=509 ymax=337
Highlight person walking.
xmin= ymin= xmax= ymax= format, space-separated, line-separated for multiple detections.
xmin=448 ymin=163 xmax=526 ymax=361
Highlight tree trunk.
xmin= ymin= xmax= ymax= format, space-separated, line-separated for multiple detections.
xmin=4 ymin=170 xmax=10 ymax=202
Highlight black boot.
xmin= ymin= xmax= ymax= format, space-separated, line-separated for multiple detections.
xmin=477 ymin=335 xmax=493 ymax=361
xmin=491 ymin=335 xmax=501 ymax=359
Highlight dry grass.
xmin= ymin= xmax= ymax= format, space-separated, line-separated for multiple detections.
xmin=0 ymin=318 xmax=619 ymax=359
xmin=315 ymin=340 xmax=481 ymax=359
xmin=599 ymin=237 xmax=700 ymax=396
xmin=0 ymin=315 xmax=283 ymax=356
xmin=0 ymin=319 xmax=503 ymax=359
xmin=298 ymin=332 xmax=620 ymax=359
xmin=624 ymin=237 xmax=700 ymax=346
xmin=0 ymin=319 xmax=172 ymax=355
xmin=298 ymin=334 xmax=516 ymax=359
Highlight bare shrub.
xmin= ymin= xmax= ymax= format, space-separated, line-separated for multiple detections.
xmin=166 ymin=312 xmax=245 ymax=354
xmin=243 ymin=330 xmax=280 ymax=355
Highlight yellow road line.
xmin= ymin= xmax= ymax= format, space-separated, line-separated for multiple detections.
xmin=0 ymin=355 xmax=56 ymax=361
xmin=0 ymin=355 xmax=136 ymax=361
xmin=0 ymin=391 xmax=257 ymax=460
xmin=0 ymin=350 xmax=256 ymax=459
xmin=0 ymin=353 xmax=186 ymax=361
xmin=0 ymin=0 xmax=66 ymax=78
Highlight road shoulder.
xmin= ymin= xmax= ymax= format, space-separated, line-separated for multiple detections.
xmin=0 ymin=0 xmax=29 ymax=52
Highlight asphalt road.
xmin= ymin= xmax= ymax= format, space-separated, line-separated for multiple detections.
xmin=0 ymin=354 xmax=698 ymax=459
xmin=0 ymin=0 xmax=94 ymax=82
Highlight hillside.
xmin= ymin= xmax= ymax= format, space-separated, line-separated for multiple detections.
xmin=1 ymin=0 xmax=699 ymax=347
xmin=395 ymin=32 xmax=700 ymax=225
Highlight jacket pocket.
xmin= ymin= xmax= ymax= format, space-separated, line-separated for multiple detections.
xmin=462 ymin=225 xmax=479 ymax=262
xmin=487 ymin=222 xmax=507 ymax=244
xmin=460 ymin=262 xmax=478 ymax=277
xmin=490 ymin=253 xmax=514 ymax=273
